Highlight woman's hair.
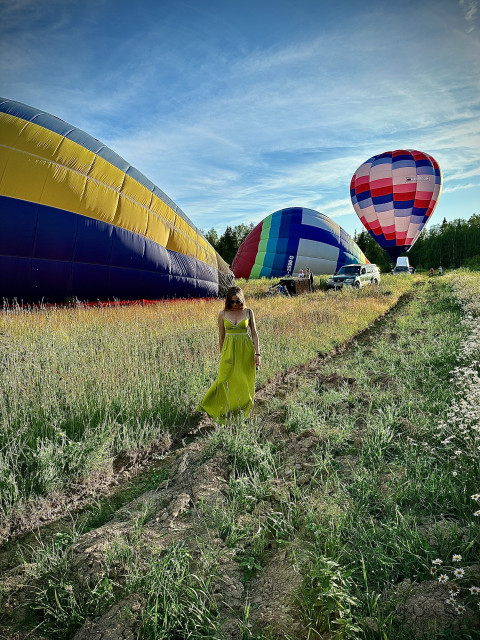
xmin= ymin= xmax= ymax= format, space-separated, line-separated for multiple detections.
xmin=225 ymin=286 xmax=245 ymax=309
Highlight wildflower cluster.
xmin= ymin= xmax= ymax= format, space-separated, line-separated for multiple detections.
xmin=436 ymin=274 xmax=480 ymax=477
xmin=427 ymin=274 xmax=480 ymax=617
xmin=429 ymin=548 xmax=480 ymax=614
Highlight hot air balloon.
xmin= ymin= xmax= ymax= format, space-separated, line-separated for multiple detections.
xmin=0 ymin=98 xmax=233 ymax=303
xmin=232 ymin=207 xmax=367 ymax=279
xmin=350 ymin=149 xmax=442 ymax=261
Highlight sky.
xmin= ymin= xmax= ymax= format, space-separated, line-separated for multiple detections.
xmin=1 ymin=0 xmax=479 ymax=240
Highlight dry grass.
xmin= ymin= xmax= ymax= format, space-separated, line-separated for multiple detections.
xmin=0 ymin=276 xmax=414 ymax=519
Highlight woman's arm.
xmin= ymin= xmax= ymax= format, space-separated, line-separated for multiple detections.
xmin=218 ymin=311 xmax=226 ymax=352
xmin=249 ymin=309 xmax=261 ymax=368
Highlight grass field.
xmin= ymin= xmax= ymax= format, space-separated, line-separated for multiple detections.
xmin=1 ymin=272 xmax=479 ymax=640
xmin=0 ymin=276 xmax=413 ymax=523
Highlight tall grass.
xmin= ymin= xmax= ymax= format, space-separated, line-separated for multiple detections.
xmin=3 ymin=275 xmax=477 ymax=639
xmin=277 ymin=275 xmax=480 ymax=637
xmin=0 ymin=277 xmax=413 ymax=522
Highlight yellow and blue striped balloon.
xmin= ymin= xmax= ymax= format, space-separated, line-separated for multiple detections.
xmin=0 ymin=98 xmax=232 ymax=302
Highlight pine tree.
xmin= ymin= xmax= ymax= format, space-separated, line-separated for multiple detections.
xmin=216 ymin=226 xmax=237 ymax=265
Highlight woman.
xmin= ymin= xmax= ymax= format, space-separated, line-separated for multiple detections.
xmin=198 ymin=286 xmax=260 ymax=422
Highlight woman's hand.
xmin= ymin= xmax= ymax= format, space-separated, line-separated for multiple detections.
xmin=255 ymin=353 xmax=261 ymax=370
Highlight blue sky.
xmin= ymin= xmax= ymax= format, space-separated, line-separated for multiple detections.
xmin=1 ymin=0 xmax=479 ymax=239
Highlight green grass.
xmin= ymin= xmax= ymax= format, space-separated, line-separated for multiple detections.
xmin=0 ymin=276 xmax=413 ymax=523
xmin=278 ymin=277 xmax=480 ymax=638
xmin=3 ymin=274 xmax=480 ymax=639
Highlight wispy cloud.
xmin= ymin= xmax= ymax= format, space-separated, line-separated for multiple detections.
xmin=442 ymin=182 xmax=479 ymax=194
xmin=460 ymin=0 xmax=478 ymax=31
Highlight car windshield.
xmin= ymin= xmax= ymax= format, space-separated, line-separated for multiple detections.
xmin=394 ymin=266 xmax=409 ymax=272
xmin=336 ymin=266 xmax=360 ymax=275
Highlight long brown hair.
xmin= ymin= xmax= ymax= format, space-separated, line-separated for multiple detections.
xmin=225 ymin=286 xmax=245 ymax=310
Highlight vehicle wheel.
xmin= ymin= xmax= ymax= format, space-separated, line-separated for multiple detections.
xmin=354 ymin=281 xmax=361 ymax=289
xmin=373 ymin=278 xmax=378 ymax=285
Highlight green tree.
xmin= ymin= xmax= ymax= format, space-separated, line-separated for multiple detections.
xmin=355 ymin=231 xmax=393 ymax=273
xmin=213 ymin=223 xmax=256 ymax=265
xmin=408 ymin=214 xmax=480 ymax=269
xmin=234 ymin=223 xmax=255 ymax=249
xmin=203 ymin=227 xmax=219 ymax=250
xmin=216 ymin=226 xmax=237 ymax=265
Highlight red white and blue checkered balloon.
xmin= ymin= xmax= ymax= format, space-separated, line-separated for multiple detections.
xmin=350 ymin=149 xmax=442 ymax=261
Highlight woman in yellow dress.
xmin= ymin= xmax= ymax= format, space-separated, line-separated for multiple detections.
xmin=198 ymin=286 xmax=260 ymax=423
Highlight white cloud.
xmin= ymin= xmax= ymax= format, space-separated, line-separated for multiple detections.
xmin=460 ymin=0 xmax=478 ymax=26
xmin=442 ymin=182 xmax=479 ymax=194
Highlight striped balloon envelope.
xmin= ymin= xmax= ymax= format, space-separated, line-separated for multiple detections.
xmin=350 ymin=149 xmax=442 ymax=261
xmin=0 ymin=98 xmax=233 ymax=303
xmin=232 ymin=207 xmax=367 ymax=279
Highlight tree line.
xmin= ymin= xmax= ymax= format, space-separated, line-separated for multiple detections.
xmin=407 ymin=214 xmax=480 ymax=270
xmin=204 ymin=213 xmax=480 ymax=273
xmin=356 ymin=213 xmax=480 ymax=272
xmin=203 ymin=223 xmax=255 ymax=265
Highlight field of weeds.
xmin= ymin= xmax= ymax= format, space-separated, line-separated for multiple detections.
xmin=1 ymin=272 xmax=480 ymax=640
xmin=0 ymin=276 xmax=412 ymax=528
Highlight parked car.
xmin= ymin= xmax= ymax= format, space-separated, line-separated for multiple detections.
xmin=326 ymin=263 xmax=381 ymax=290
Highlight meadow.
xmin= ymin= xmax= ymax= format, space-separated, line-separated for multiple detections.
xmin=2 ymin=272 xmax=480 ymax=640
xmin=0 ymin=276 xmax=413 ymax=526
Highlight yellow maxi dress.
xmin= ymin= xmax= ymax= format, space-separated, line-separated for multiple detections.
xmin=198 ymin=315 xmax=255 ymax=422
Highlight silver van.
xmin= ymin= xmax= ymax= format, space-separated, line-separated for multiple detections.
xmin=326 ymin=263 xmax=381 ymax=290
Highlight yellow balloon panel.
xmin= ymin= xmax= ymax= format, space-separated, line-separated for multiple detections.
xmin=121 ymin=173 xmax=153 ymax=209
xmin=0 ymin=112 xmax=26 ymax=148
xmin=82 ymin=178 xmax=118 ymax=224
xmin=0 ymin=150 xmax=49 ymax=203
xmin=89 ymin=155 xmax=125 ymax=191
xmin=114 ymin=194 xmax=148 ymax=236
xmin=55 ymin=137 xmax=95 ymax=174
xmin=150 ymin=196 xmax=176 ymax=228
xmin=196 ymin=235 xmax=217 ymax=267
xmin=42 ymin=164 xmax=87 ymax=215
xmin=18 ymin=121 xmax=66 ymax=165
xmin=146 ymin=211 xmax=171 ymax=247
xmin=167 ymin=227 xmax=196 ymax=258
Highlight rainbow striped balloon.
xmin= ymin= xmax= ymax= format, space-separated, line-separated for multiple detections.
xmin=0 ymin=98 xmax=232 ymax=303
xmin=350 ymin=149 xmax=442 ymax=261
xmin=232 ymin=207 xmax=367 ymax=279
